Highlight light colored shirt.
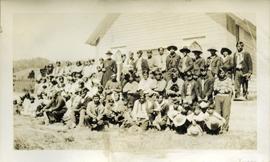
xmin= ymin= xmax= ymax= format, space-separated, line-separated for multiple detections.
xmin=123 ymin=81 xmax=139 ymax=94
xmin=138 ymin=78 xmax=157 ymax=93
xmin=236 ymin=51 xmax=244 ymax=69
xmin=156 ymin=54 xmax=167 ymax=71
xmin=214 ymin=77 xmax=233 ymax=94
xmin=147 ymin=57 xmax=157 ymax=70
xmin=132 ymin=100 xmax=152 ymax=119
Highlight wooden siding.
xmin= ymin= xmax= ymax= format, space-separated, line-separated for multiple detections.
xmin=96 ymin=13 xmax=236 ymax=59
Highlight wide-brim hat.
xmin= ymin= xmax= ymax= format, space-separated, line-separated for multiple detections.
xmin=188 ymin=125 xmax=203 ymax=136
xmin=190 ymin=41 xmax=203 ymax=54
xmin=179 ymin=46 xmax=191 ymax=53
xmin=205 ymin=116 xmax=222 ymax=130
xmin=167 ymin=45 xmax=178 ymax=51
xmin=105 ymin=51 xmax=113 ymax=55
xmin=207 ymin=48 xmax=218 ymax=52
xmin=137 ymin=50 xmax=143 ymax=54
xmin=220 ymin=47 xmax=232 ymax=55
xmin=172 ymin=114 xmax=187 ymax=127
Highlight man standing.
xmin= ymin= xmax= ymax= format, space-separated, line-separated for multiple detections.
xmin=192 ymin=45 xmax=206 ymax=76
xmin=135 ymin=50 xmax=149 ymax=77
xmin=179 ymin=46 xmax=194 ymax=79
xmin=233 ymin=41 xmax=253 ymax=99
xmin=207 ymin=48 xmax=223 ymax=77
xmin=220 ymin=47 xmax=234 ymax=79
xmin=156 ymin=47 xmax=167 ymax=73
xmin=101 ymin=51 xmax=117 ymax=87
xmin=166 ymin=45 xmax=181 ymax=78
xmin=146 ymin=50 xmax=157 ymax=71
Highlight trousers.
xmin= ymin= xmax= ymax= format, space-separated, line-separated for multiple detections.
xmin=214 ymin=95 xmax=231 ymax=130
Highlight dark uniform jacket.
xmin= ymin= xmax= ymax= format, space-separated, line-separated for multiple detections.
xmin=195 ymin=76 xmax=215 ymax=100
xmin=233 ymin=51 xmax=253 ymax=75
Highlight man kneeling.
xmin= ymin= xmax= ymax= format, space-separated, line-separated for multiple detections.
xmin=83 ymin=94 xmax=106 ymax=131
xmin=43 ymin=91 xmax=67 ymax=125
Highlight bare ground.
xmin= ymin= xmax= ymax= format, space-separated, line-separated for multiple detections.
xmin=14 ymin=99 xmax=256 ymax=151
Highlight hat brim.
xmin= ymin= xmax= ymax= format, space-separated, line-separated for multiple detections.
xmin=180 ymin=48 xmax=191 ymax=53
xmin=192 ymin=50 xmax=203 ymax=54
xmin=207 ymin=49 xmax=217 ymax=52
xmin=167 ymin=46 xmax=178 ymax=51
xmin=173 ymin=115 xmax=187 ymax=126
xmin=105 ymin=52 xmax=113 ymax=55
xmin=221 ymin=48 xmax=232 ymax=55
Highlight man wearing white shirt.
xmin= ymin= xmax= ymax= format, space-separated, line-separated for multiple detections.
xmin=156 ymin=47 xmax=167 ymax=72
xmin=138 ymin=71 xmax=157 ymax=94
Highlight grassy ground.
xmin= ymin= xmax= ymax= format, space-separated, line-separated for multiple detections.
xmin=13 ymin=99 xmax=256 ymax=151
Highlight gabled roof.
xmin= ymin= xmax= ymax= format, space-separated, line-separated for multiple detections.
xmin=227 ymin=13 xmax=256 ymax=38
xmin=86 ymin=13 xmax=120 ymax=46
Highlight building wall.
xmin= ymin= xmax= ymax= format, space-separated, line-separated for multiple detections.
xmin=96 ymin=13 xmax=236 ymax=60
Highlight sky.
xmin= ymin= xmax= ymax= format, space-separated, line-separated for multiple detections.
xmin=13 ymin=13 xmax=105 ymax=61
xmin=11 ymin=11 xmax=256 ymax=62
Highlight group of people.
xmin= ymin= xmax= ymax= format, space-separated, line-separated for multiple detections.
xmin=14 ymin=41 xmax=253 ymax=136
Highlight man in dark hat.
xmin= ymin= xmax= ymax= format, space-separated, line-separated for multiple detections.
xmin=233 ymin=41 xmax=253 ymax=99
xmin=135 ymin=50 xmax=150 ymax=77
xmin=166 ymin=45 xmax=181 ymax=80
xmin=179 ymin=46 xmax=194 ymax=79
xmin=220 ymin=47 xmax=233 ymax=79
xmin=192 ymin=47 xmax=206 ymax=77
xmin=101 ymin=51 xmax=117 ymax=87
xmin=207 ymin=48 xmax=223 ymax=77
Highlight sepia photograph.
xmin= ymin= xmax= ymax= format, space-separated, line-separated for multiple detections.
xmin=12 ymin=12 xmax=257 ymax=150
xmin=1 ymin=0 xmax=270 ymax=162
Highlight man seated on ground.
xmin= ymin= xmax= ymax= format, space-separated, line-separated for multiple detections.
xmin=152 ymin=95 xmax=170 ymax=131
xmin=131 ymin=92 xmax=154 ymax=131
xmin=166 ymin=68 xmax=184 ymax=98
xmin=104 ymin=95 xmax=115 ymax=128
xmin=195 ymin=67 xmax=214 ymax=102
xmin=84 ymin=94 xmax=106 ymax=131
xmin=167 ymin=98 xmax=190 ymax=134
xmin=186 ymin=106 xmax=206 ymax=131
xmin=204 ymin=104 xmax=226 ymax=135
xmin=122 ymin=73 xmax=139 ymax=105
xmin=104 ymin=73 xmax=122 ymax=95
xmin=121 ymin=101 xmax=135 ymax=129
xmin=68 ymin=88 xmax=91 ymax=128
xmin=181 ymin=71 xmax=197 ymax=105
xmin=138 ymin=70 xmax=157 ymax=95
xmin=43 ymin=91 xmax=67 ymax=125
xmin=152 ymin=69 xmax=167 ymax=96
xmin=111 ymin=92 xmax=127 ymax=127
xmin=187 ymin=120 xmax=203 ymax=136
